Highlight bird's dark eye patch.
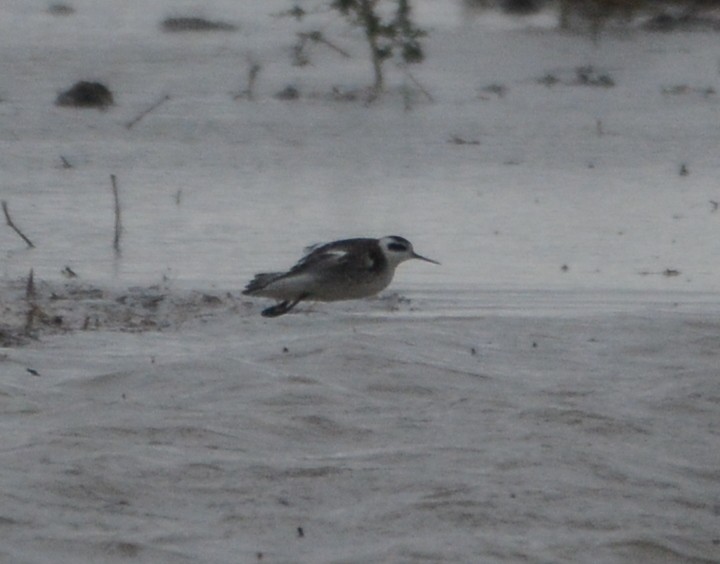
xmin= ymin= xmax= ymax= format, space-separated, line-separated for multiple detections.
xmin=388 ymin=243 xmax=407 ymax=252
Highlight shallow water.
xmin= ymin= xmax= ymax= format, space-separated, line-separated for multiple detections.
xmin=2 ymin=296 xmax=719 ymax=563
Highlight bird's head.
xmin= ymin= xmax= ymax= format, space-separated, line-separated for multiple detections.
xmin=378 ymin=236 xmax=439 ymax=267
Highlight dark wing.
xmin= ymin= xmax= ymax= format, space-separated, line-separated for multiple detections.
xmin=243 ymin=238 xmax=381 ymax=295
xmin=289 ymin=238 xmax=377 ymax=275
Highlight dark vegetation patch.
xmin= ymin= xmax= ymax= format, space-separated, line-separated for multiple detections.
xmin=47 ymin=3 xmax=75 ymax=16
xmin=644 ymin=12 xmax=720 ymax=32
xmin=160 ymin=17 xmax=238 ymax=32
xmin=575 ymin=65 xmax=615 ymax=88
xmin=274 ymin=85 xmax=301 ymax=101
xmin=537 ymin=65 xmax=615 ymax=88
xmin=55 ymin=81 xmax=114 ymax=109
xmin=0 ymin=278 xmax=247 ymax=347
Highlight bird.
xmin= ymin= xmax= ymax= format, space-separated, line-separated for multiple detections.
xmin=243 ymin=235 xmax=439 ymax=317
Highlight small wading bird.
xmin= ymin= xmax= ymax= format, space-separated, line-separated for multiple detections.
xmin=243 ymin=235 xmax=439 ymax=317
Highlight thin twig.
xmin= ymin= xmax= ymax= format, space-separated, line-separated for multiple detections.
xmin=400 ymin=66 xmax=434 ymax=103
xmin=26 ymin=269 xmax=35 ymax=300
xmin=298 ymin=32 xmax=351 ymax=58
xmin=110 ymin=174 xmax=122 ymax=255
xmin=247 ymin=62 xmax=261 ymax=100
xmin=24 ymin=304 xmax=37 ymax=335
xmin=234 ymin=62 xmax=262 ymax=100
xmin=1 ymin=200 xmax=35 ymax=248
xmin=125 ymin=94 xmax=170 ymax=129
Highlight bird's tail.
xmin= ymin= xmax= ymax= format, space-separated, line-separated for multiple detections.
xmin=242 ymin=272 xmax=285 ymax=295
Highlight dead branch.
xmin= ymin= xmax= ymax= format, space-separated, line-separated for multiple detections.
xmin=234 ymin=62 xmax=262 ymax=100
xmin=24 ymin=304 xmax=37 ymax=335
xmin=298 ymin=31 xmax=351 ymax=58
xmin=26 ymin=269 xmax=35 ymax=300
xmin=246 ymin=62 xmax=261 ymax=100
xmin=400 ymin=65 xmax=434 ymax=103
xmin=110 ymin=174 xmax=122 ymax=255
xmin=1 ymin=200 xmax=35 ymax=248
xmin=125 ymin=94 xmax=170 ymax=129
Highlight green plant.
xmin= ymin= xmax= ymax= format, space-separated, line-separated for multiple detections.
xmin=289 ymin=0 xmax=426 ymax=96
xmin=332 ymin=0 xmax=425 ymax=94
